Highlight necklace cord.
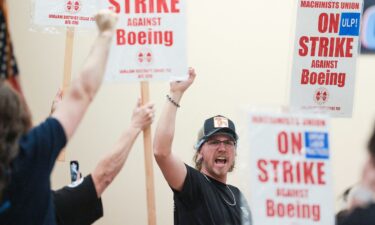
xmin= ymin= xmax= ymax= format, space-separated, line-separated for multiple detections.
xmin=202 ymin=174 xmax=237 ymax=206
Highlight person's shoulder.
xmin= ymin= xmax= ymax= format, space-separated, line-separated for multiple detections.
xmin=352 ymin=203 xmax=375 ymax=213
xmin=181 ymin=164 xmax=206 ymax=186
xmin=184 ymin=163 xmax=194 ymax=170
xmin=340 ymin=204 xmax=375 ymax=225
xmin=21 ymin=117 xmax=64 ymax=139
xmin=18 ymin=117 xmax=67 ymax=161
xmin=184 ymin=164 xmax=201 ymax=176
xmin=21 ymin=117 xmax=65 ymax=144
xmin=228 ymin=184 xmax=249 ymax=205
xmin=41 ymin=117 xmax=65 ymax=133
xmin=356 ymin=203 xmax=375 ymax=215
xmin=228 ymin=184 xmax=241 ymax=193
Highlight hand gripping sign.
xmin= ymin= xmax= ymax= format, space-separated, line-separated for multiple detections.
xmin=289 ymin=0 xmax=363 ymax=117
xmin=247 ymin=111 xmax=334 ymax=225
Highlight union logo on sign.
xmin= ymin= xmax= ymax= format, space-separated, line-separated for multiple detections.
xmin=313 ymin=88 xmax=329 ymax=105
xmin=137 ymin=49 xmax=154 ymax=66
xmin=66 ymin=0 xmax=81 ymax=13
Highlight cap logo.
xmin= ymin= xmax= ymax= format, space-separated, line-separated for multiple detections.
xmin=214 ymin=117 xmax=229 ymax=128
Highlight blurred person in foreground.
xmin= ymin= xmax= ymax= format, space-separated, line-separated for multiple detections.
xmin=337 ymin=125 xmax=375 ymax=225
xmin=0 ymin=9 xmax=117 ymax=225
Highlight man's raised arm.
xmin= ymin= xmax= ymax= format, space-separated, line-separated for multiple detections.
xmin=153 ymin=68 xmax=196 ymax=191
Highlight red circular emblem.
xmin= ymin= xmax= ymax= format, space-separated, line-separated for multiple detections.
xmin=313 ymin=88 xmax=329 ymax=105
xmin=66 ymin=1 xmax=72 ymax=11
xmin=137 ymin=49 xmax=153 ymax=66
xmin=138 ymin=53 xmax=144 ymax=63
xmin=74 ymin=1 xmax=80 ymax=11
xmin=66 ymin=0 xmax=81 ymax=13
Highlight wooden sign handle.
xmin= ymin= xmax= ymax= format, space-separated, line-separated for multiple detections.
xmin=141 ymin=81 xmax=157 ymax=225
xmin=57 ymin=27 xmax=75 ymax=162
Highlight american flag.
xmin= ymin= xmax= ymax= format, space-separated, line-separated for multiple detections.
xmin=0 ymin=0 xmax=22 ymax=93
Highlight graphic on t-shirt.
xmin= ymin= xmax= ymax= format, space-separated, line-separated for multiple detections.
xmin=70 ymin=160 xmax=80 ymax=183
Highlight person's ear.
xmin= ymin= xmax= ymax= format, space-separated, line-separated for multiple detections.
xmin=196 ymin=153 xmax=203 ymax=163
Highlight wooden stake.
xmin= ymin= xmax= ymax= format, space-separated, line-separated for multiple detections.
xmin=141 ymin=81 xmax=157 ymax=225
xmin=57 ymin=27 xmax=75 ymax=162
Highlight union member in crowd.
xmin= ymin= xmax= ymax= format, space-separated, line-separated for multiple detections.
xmin=50 ymin=90 xmax=154 ymax=225
xmin=153 ymin=68 xmax=252 ymax=225
xmin=337 ymin=124 xmax=375 ymax=225
xmin=0 ymin=10 xmax=118 ymax=225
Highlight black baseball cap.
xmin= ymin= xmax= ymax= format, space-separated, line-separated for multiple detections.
xmin=194 ymin=115 xmax=238 ymax=150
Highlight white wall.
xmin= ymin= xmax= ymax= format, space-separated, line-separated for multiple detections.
xmin=7 ymin=0 xmax=375 ymax=224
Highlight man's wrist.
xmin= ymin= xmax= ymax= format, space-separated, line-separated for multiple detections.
xmin=166 ymin=95 xmax=180 ymax=108
xmin=169 ymin=91 xmax=183 ymax=101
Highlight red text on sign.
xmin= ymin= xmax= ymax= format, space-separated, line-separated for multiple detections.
xmin=300 ymin=69 xmax=346 ymax=87
xmin=299 ymin=36 xmax=354 ymax=57
xmin=257 ymin=159 xmax=326 ymax=185
xmin=277 ymin=131 xmax=302 ymax=155
xmin=116 ymin=29 xmax=173 ymax=46
xmin=311 ymin=60 xmax=338 ymax=69
xmin=318 ymin=13 xmax=339 ymax=33
xmin=266 ymin=199 xmax=320 ymax=222
xmin=127 ymin=17 xmax=162 ymax=26
xmin=276 ymin=188 xmax=309 ymax=198
xmin=109 ymin=0 xmax=180 ymax=14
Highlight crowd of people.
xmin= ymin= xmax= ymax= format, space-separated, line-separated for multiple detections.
xmin=0 ymin=6 xmax=374 ymax=225
xmin=0 ymin=8 xmax=253 ymax=225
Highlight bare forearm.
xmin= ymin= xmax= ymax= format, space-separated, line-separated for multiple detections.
xmin=78 ymin=32 xmax=113 ymax=100
xmin=52 ymin=33 xmax=113 ymax=139
xmin=153 ymin=69 xmax=195 ymax=190
xmin=92 ymin=125 xmax=141 ymax=197
xmin=153 ymin=91 xmax=190 ymax=190
xmin=51 ymin=11 xmax=117 ymax=139
xmin=153 ymin=92 xmax=182 ymax=158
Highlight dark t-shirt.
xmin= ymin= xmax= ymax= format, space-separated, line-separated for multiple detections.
xmin=338 ymin=204 xmax=375 ymax=225
xmin=53 ymin=174 xmax=103 ymax=225
xmin=173 ymin=165 xmax=252 ymax=225
xmin=0 ymin=118 xmax=67 ymax=225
